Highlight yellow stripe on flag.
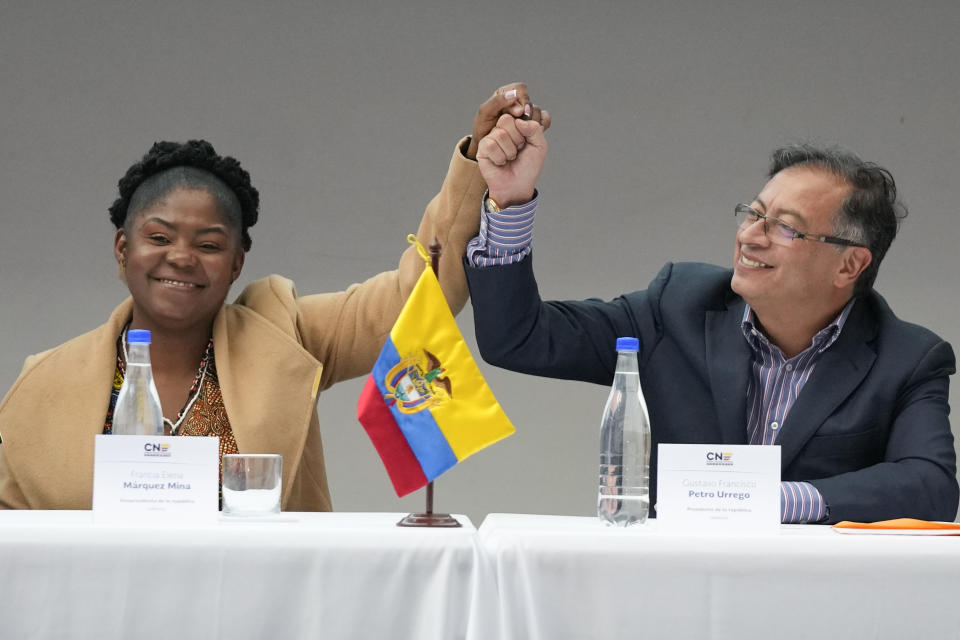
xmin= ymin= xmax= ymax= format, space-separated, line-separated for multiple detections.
xmin=389 ymin=267 xmax=514 ymax=460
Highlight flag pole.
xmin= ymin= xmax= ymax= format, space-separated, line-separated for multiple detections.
xmin=397 ymin=237 xmax=462 ymax=528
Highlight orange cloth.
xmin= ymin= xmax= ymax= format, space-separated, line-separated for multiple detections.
xmin=833 ymin=518 xmax=960 ymax=531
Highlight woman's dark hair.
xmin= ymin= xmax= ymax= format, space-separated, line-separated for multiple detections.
xmin=108 ymin=140 xmax=260 ymax=251
xmin=769 ymin=143 xmax=906 ymax=296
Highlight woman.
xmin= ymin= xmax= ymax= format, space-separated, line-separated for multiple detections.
xmin=0 ymin=85 xmax=549 ymax=510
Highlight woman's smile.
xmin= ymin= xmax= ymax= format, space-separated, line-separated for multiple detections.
xmin=152 ymin=276 xmax=205 ymax=289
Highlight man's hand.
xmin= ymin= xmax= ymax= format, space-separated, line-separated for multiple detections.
xmin=466 ymin=82 xmax=551 ymax=160
xmin=477 ymin=114 xmax=548 ymax=208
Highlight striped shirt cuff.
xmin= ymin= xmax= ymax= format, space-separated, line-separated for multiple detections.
xmin=780 ymin=481 xmax=827 ymax=523
xmin=466 ymin=191 xmax=538 ymax=267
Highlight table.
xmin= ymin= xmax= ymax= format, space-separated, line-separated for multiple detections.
xmin=0 ymin=511 xmax=492 ymax=640
xmin=476 ymin=513 xmax=960 ymax=640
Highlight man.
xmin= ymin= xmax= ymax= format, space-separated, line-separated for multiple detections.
xmin=464 ymin=114 xmax=957 ymax=524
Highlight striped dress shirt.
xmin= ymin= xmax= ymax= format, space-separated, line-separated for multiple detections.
xmin=742 ymin=300 xmax=855 ymax=523
xmin=468 ymin=194 xmax=854 ymax=523
xmin=466 ymin=192 xmax=538 ymax=267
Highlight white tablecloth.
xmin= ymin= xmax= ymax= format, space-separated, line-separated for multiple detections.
xmin=0 ymin=511 xmax=491 ymax=640
xmin=476 ymin=513 xmax=960 ymax=640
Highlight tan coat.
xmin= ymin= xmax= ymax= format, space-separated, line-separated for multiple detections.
xmin=0 ymin=138 xmax=486 ymax=510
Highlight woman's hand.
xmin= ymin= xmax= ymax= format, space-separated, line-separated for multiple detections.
xmin=465 ymin=82 xmax=551 ymax=160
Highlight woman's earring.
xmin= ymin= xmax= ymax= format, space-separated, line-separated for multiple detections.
xmin=118 ymin=257 xmax=127 ymax=281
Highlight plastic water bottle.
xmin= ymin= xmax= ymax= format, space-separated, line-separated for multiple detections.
xmin=112 ymin=329 xmax=164 ymax=436
xmin=598 ymin=336 xmax=651 ymax=526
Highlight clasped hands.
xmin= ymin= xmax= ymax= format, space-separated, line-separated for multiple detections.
xmin=470 ymin=83 xmax=550 ymax=210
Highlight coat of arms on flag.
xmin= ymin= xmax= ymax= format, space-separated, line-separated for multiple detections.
xmin=383 ymin=349 xmax=452 ymax=414
xmin=357 ymin=237 xmax=515 ymax=497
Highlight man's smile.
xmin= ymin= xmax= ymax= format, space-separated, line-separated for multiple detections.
xmin=738 ymin=250 xmax=773 ymax=269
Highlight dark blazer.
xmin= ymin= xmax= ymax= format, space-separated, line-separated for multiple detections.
xmin=466 ymin=258 xmax=958 ymax=524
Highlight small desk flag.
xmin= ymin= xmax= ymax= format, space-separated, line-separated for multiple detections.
xmin=357 ymin=238 xmax=515 ymax=497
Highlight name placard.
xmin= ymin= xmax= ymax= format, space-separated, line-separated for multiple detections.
xmin=92 ymin=435 xmax=219 ymax=522
xmin=656 ymin=444 xmax=780 ymax=532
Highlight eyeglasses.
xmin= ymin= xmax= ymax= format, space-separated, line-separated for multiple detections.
xmin=734 ymin=204 xmax=866 ymax=248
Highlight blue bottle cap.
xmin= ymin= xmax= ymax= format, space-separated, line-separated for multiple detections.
xmin=616 ymin=337 xmax=639 ymax=352
xmin=127 ymin=329 xmax=152 ymax=344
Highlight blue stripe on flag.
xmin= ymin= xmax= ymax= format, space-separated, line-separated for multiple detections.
xmin=371 ymin=338 xmax=458 ymax=480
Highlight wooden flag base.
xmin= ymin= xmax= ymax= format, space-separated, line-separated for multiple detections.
xmin=397 ymin=480 xmax=462 ymax=528
xmin=396 ymin=512 xmax=461 ymax=528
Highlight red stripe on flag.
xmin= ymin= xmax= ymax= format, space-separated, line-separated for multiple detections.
xmin=357 ymin=375 xmax=429 ymax=497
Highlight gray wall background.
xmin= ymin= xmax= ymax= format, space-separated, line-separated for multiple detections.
xmin=2 ymin=0 xmax=958 ymax=523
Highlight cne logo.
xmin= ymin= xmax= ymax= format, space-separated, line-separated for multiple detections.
xmin=706 ymin=451 xmax=733 ymax=465
xmin=143 ymin=442 xmax=172 ymax=457
xmin=382 ymin=349 xmax=452 ymax=415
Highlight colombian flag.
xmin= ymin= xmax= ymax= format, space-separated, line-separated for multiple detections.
xmin=357 ymin=244 xmax=515 ymax=497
